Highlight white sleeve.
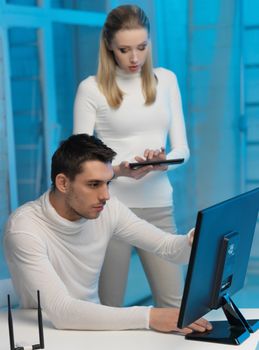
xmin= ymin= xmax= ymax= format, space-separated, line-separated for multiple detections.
xmin=165 ymin=71 xmax=190 ymax=169
xmin=113 ymin=200 xmax=191 ymax=264
xmin=4 ymin=231 xmax=150 ymax=331
xmin=73 ymin=78 xmax=97 ymax=135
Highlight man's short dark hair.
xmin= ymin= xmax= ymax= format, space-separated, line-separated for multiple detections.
xmin=51 ymin=134 xmax=116 ymax=189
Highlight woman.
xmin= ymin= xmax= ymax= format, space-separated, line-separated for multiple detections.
xmin=73 ymin=5 xmax=190 ymax=308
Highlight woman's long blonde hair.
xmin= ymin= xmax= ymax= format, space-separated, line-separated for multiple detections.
xmin=97 ymin=5 xmax=157 ymax=109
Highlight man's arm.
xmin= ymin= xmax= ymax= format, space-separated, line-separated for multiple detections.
xmin=4 ymin=231 xmax=150 ymax=330
xmin=4 ymin=229 xmax=211 ymax=333
xmin=112 ymin=198 xmax=192 ymax=264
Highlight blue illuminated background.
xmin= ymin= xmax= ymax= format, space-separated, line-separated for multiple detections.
xmin=0 ymin=0 xmax=258 ymax=308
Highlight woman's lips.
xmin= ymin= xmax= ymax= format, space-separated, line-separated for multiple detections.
xmin=128 ymin=65 xmax=139 ymax=72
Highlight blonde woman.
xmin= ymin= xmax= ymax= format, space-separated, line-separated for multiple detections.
xmin=73 ymin=5 xmax=190 ymax=308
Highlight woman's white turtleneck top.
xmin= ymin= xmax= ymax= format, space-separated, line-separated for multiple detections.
xmin=74 ymin=67 xmax=189 ymax=208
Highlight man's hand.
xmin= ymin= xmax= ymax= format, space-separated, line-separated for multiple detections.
xmin=188 ymin=228 xmax=195 ymax=246
xmin=149 ymin=308 xmax=212 ymax=334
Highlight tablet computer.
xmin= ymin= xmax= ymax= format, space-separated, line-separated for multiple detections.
xmin=129 ymin=158 xmax=184 ymax=169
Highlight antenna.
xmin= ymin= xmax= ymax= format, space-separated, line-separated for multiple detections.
xmin=35 ymin=290 xmax=45 ymax=349
xmin=7 ymin=291 xmax=45 ymax=350
xmin=8 ymin=294 xmax=15 ymax=350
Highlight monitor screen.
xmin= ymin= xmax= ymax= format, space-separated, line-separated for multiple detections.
xmin=178 ymin=187 xmax=259 ymax=345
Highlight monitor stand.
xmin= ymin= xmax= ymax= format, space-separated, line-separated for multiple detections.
xmin=185 ymin=294 xmax=259 ymax=345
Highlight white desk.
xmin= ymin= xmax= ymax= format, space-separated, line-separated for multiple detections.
xmin=0 ymin=309 xmax=258 ymax=350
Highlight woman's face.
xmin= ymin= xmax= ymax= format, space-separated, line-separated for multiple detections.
xmin=110 ymin=28 xmax=149 ymax=74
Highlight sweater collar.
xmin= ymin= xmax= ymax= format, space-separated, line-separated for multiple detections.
xmin=115 ymin=66 xmax=141 ymax=80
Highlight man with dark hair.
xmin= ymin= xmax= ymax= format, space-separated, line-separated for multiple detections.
xmin=50 ymin=134 xmax=116 ymax=189
xmin=4 ymin=134 xmax=211 ymax=333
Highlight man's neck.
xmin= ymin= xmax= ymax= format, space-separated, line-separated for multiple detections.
xmin=49 ymin=190 xmax=81 ymax=222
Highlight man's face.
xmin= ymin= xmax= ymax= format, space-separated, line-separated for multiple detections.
xmin=63 ymin=160 xmax=114 ymax=221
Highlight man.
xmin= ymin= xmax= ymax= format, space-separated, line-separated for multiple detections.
xmin=4 ymin=134 xmax=211 ymax=333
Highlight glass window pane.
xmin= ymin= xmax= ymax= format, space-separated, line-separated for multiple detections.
xmin=8 ymin=27 xmax=47 ymax=205
xmin=0 ymin=30 xmax=11 ymax=278
xmin=0 ymin=94 xmax=11 ymax=280
xmin=6 ymin=0 xmax=39 ymax=6
xmin=53 ymin=23 xmax=101 ymax=139
xmin=52 ymin=0 xmax=106 ymax=12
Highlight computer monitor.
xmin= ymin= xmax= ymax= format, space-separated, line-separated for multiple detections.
xmin=178 ymin=187 xmax=259 ymax=345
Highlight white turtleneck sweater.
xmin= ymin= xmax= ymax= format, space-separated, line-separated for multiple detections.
xmin=4 ymin=191 xmax=191 ymax=331
xmin=73 ymin=68 xmax=189 ymax=208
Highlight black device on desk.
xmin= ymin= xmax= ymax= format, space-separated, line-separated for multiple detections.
xmin=177 ymin=187 xmax=259 ymax=345
xmin=8 ymin=290 xmax=44 ymax=350
xmin=129 ymin=158 xmax=184 ymax=169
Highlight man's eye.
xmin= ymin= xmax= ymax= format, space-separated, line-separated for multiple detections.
xmin=89 ymin=183 xmax=99 ymax=188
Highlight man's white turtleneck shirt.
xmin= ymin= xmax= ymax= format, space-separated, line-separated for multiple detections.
xmin=4 ymin=191 xmax=191 ymax=330
xmin=74 ymin=68 xmax=189 ymax=208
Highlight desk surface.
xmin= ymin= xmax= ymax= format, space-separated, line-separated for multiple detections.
xmin=0 ymin=308 xmax=258 ymax=350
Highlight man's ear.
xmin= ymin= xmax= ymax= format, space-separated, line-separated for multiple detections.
xmin=55 ymin=174 xmax=69 ymax=193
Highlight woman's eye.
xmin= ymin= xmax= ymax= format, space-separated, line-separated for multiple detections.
xmin=119 ymin=48 xmax=128 ymax=53
xmin=138 ymin=45 xmax=147 ymax=51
